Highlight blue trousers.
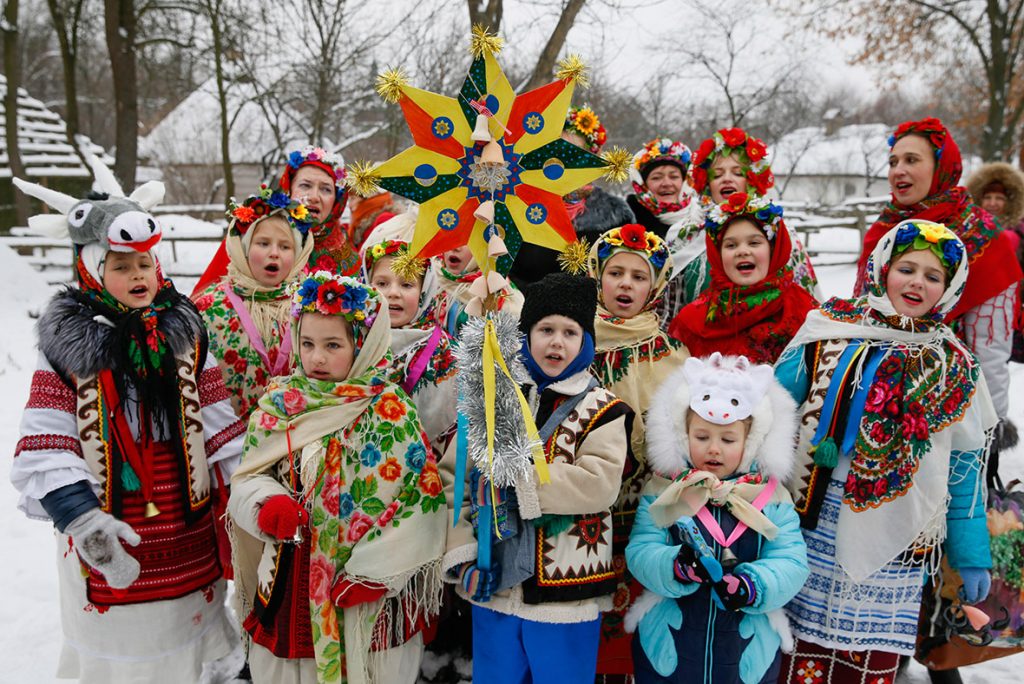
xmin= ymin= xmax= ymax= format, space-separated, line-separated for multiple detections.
xmin=471 ymin=605 xmax=602 ymax=684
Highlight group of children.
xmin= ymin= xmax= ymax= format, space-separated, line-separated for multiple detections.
xmin=11 ymin=116 xmax=1012 ymax=684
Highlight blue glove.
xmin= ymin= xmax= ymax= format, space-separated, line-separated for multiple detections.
xmin=959 ymin=567 xmax=991 ymax=604
xmin=460 ymin=562 xmax=501 ymax=603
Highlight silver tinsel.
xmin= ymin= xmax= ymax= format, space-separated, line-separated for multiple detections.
xmin=453 ymin=311 xmax=539 ymax=488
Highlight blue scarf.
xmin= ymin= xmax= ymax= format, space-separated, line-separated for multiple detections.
xmin=520 ymin=332 xmax=596 ymax=391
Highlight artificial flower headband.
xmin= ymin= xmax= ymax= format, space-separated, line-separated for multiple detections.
xmin=289 ymin=271 xmax=380 ymax=325
xmin=594 ymin=223 xmax=669 ymax=271
xmin=891 ymin=220 xmax=964 ymax=276
xmin=564 ymin=105 xmax=608 ymax=155
xmin=229 ymin=185 xmax=315 ymax=237
xmin=633 ymin=137 xmax=692 ymax=177
xmin=703 ymin=192 xmax=784 ymax=242
xmin=364 ymin=239 xmax=428 ymax=281
xmin=691 ymin=127 xmax=773 ymax=197
xmin=287 ymin=145 xmax=347 ymax=183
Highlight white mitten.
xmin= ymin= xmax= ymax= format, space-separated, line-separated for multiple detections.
xmin=65 ymin=508 xmax=142 ymax=589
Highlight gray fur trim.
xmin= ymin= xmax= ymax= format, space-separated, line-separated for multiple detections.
xmin=996 ymin=418 xmax=1019 ymax=451
xmin=966 ymin=162 xmax=1024 ymax=226
xmin=36 ymin=288 xmax=204 ymax=379
xmin=645 ymin=359 xmax=798 ymax=481
xmin=575 ymin=187 xmax=636 ymax=237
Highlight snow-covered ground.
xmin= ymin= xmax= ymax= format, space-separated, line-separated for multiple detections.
xmin=1 ymin=250 xmax=1022 ymax=682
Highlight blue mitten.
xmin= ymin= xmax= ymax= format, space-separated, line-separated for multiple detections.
xmin=712 ymin=573 xmax=756 ymax=611
xmin=959 ymin=567 xmax=991 ymax=604
xmin=460 ymin=562 xmax=502 ymax=602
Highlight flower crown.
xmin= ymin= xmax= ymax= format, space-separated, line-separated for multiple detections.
xmin=289 ymin=271 xmax=380 ymax=324
xmin=891 ymin=220 xmax=964 ymax=275
xmin=564 ymin=106 xmax=608 ymax=154
xmin=633 ymin=137 xmax=692 ymax=174
xmin=364 ymin=239 xmax=427 ymax=280
xmin=704 ymin=193 xmax=784 ymax=242
xmin=229 ymin=185 xmax=315 ymax=236
xmin=887 ymin=117 xmax=946 ymax=159
xmin=595 ymin=224 xmax=669 ymax=271
xmin=287 ymin=145 xmax=346 ymax=183
xmin=691 ymin=127 xmax=773 ymax=197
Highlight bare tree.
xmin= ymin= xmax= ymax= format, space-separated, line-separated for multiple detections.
xmin=3 ymin=0 xmax=31 ymax=223
xmin=44 ymin=0 xmax=90 ymax=168
xmin=523 ymin=0 xmax=586 ymax=90
xmin=103 ymin=0 xmax=138 ymax=185
xmin=468 ymin=0 xmax=502 ymax=31
xmin=778 ymin=0 xmax=1024 ymax=161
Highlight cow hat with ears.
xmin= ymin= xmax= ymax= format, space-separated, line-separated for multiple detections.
xmin=645 ymin=352 xmax=798 ymax=482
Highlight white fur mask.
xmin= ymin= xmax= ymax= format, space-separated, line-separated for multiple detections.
xmin=682 ymin=353 xmax=774 ymax=425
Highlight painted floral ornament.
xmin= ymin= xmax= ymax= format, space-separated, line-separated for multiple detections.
xmin=351 ymin=25 xmax=625 ymax=297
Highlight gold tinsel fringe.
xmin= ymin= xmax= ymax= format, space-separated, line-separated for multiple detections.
xmin=555 ymin=54 xmax=589 ymax=88
xmin=375 ymin=67 xmax=409 ymax=104
xmin=392 ymin=249 xmax=427 ymax=283
xmin=470 ymin=24 xmax=504 ymax=58
xmin=601 ymin=146 xmax=632 ymax=183
xmin=558 ymin=238 xmax=590 ymax=275
xmin=345 ymin=161 xmax=382 ymax=197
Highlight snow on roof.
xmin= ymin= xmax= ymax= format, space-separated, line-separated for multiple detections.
xmin=771 ymin=123 xmax=891 ymax=178
xmin=139 ymin=77 xmax=305 ymax=166
xmin=0 ymin=75 xmax=112 ymax=178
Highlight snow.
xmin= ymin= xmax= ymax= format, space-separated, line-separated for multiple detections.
xmin=2 ymin=248 xmax=1023 ymax=682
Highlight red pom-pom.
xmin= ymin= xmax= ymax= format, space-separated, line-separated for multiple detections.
xmin=257 ymin=495 xmax=309 ymax=540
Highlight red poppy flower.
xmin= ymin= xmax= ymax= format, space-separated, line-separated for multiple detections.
xmin=748 ymin=168 xmax=774 ymax=196
xmin=746 ymin=137 xmax=767 ymax=163
xmin=724 ymin=192 xmax=749 ymax=213
xmin=694 ymin=138 xmax=715 ymax=166
xmin=251 ymin=200 xmax=268 ymax=217
xmin=691 ymin=166 xmax=708 ymax=193
xmin=619 ymin=223 xmax=648 ymax=250
xmin=316 ymin=280 xmax=345 ymax=314
xmin=720 ymin=127 xmax=747 ymax=148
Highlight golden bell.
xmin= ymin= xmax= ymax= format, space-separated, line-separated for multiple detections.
xmin=487 ymin=234 xmax=508 ymax=258
xmin=144 ymin=501 xmax=161 ymax=518
xmin=471 ymin=115 xmax=492 ymax=142
xmin=486 ymin=270 xmax=508 ymax=294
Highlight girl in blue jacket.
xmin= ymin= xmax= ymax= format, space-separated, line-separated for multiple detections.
xmin=625 ymin=352 xmax=809 ymax=684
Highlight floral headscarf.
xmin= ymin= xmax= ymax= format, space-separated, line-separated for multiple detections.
xmin=588 ymin=223 xmax=673 ymax=311
xmin=564 ymin=105 xmax=608 ymax=155
xmin=629 ymin=138 xmax=693 ymax=216
xmin=361 ymin=238 xmax=437 ymax=329
xmin=289 ymin=272 xmax=387 ymax=358
xmin=690 ymin=127 xmax=774 ymax=198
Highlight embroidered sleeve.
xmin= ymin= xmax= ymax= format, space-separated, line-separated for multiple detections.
xmin=198 ymin=352 xmax=245 ymax=466
xmin=10 ymin=353 xmax=99 ymax=521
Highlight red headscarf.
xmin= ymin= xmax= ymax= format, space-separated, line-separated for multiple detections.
xmin=855 ymin=118 xmax=1022 ymax=320
xmin=668 ymin=204 xmax=817 ymax=364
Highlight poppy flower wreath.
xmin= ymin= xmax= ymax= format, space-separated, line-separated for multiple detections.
xmin=563 ymin=105 xmax=608 ymax=155
xmin=891 ymin=220 xmax=964 ymax=277
xmin=632 ymin=137 xmax=693 ymax=175
xmin=286 ymin=145 xmax=347 ymax=183
xmin=704 ymin=192 xmax=784 ymax=242
xmin=887 ymin=117 xmax=946 ymax=158
xmin=288 ymin=271 xmax=380 ymax=324
xmin=690 ymin=127 xmax=773 ymax=197
xmin=228 ymin=184 xmax=316 ymax=237
xmin=596 ymin=223 xmax=669 ymax=270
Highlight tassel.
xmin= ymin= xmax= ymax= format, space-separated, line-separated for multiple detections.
xmin=535 ymin=513 xmax=574 ymax=538
xmin=812 ymin=437 xmax=839 ymax=469
xmin=121 ymin=462 xmax=141 ymax=492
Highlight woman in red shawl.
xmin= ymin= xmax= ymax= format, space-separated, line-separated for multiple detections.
xmin=191 ymin=146 xmax=357 ymax=296
xmin=668 ymin=193 xmax=816 ymax=363
xmin=855 ymin=118 xmax=1020 ymax=458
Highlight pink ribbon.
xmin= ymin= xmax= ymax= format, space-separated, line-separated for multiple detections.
xmin=224 ymin=288 xmax=292 ymax=377
xmin=695 ymin=477 xmax=778 ymax=549
xmin=402 ymin=326 xmax=443 ymax=395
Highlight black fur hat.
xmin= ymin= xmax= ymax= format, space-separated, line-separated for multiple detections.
xmin=519 ymin=272 xmax=598 ymax=340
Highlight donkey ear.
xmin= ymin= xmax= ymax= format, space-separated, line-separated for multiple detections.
xmin=12 ymin=177 xmax=77 ymax=215
xmin=128 ymin=181 xmax=165 ymax=211
xmin=86 ymin=151 xmax=125 ymax=198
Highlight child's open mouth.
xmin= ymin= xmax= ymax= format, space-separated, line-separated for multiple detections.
xmin=545 ymin=353 xmax=564 ymax=364
xmin=704 ymin=459 xmax=723 ymax=467
xmin=264 ymin=263 xmax=280 ymax=274
xmin=129 ymin=285 xmax=148 ymax=297
xmin=446 ymin=256 xmax=462 ymax=270
xmin=736 ymin=261 xmax=756 ymax=274
xmin=388 ymin=304 xmax=404 ymax=314
xmin=902 ymin=292 xmax=923 ymax=305
xmin=615 ymin=294 xmax=634 ymax=307
xmin=309 ymin=369 xmax=331 ymax=380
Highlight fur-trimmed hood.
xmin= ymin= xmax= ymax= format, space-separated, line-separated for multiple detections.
xmin=645 ymin=355 xmax=798 ymax=482
xmin=37 ymin=287 xmax=205 ymax=379
xmin=966 ymin=161 xmax=1024 ymax=226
